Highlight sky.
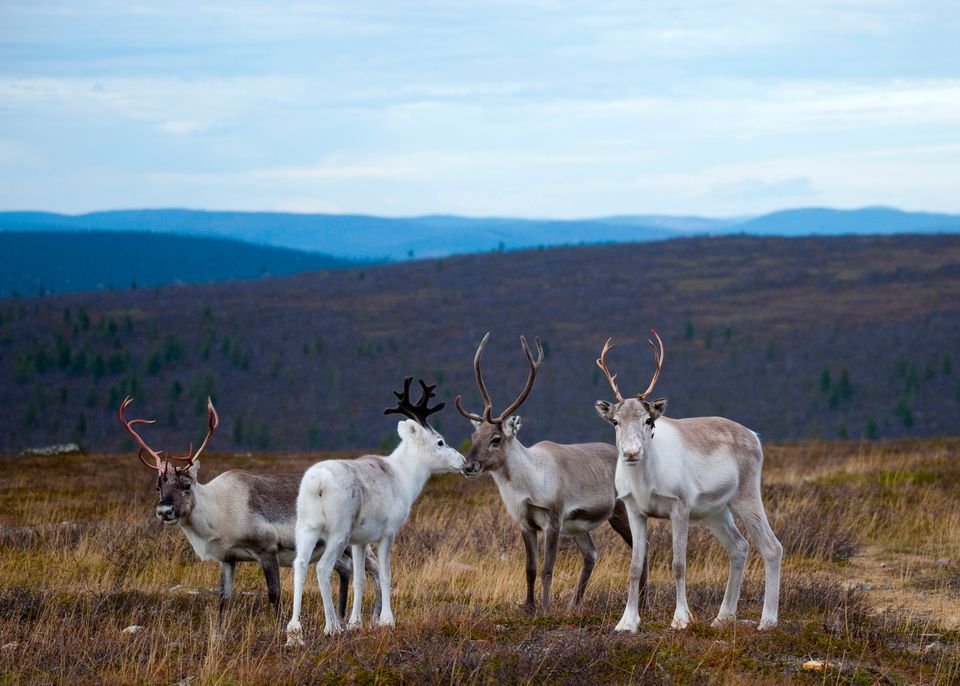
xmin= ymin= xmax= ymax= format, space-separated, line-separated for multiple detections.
xmin=1 ymin=1 xmax=959 ymax=218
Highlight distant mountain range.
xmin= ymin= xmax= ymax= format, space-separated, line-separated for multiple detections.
xmin=2 ymin=206 xmax=957 ymax=261
xmin=1 ymin=206 xmax=958 ymax=296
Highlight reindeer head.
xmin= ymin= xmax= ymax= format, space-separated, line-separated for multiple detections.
xmin=594 ymin=330 xmax=666 ymax=465
xmin=455 ymin=333 xmax=544 ymax=477
xmin=118 ymin=396 xmax=219 ymax=525
xmin=385 ymin=377 xmax=466 ymax=474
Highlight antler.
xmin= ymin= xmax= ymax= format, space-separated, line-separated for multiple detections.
xmin=384 ymin=377 xmax=445 ymax=428
xmin=455 ymin=332 xmax=494 ymax=423
xmin=170 ymin=397 xmax=219 ymax=470
xmin=637 ymin=329 xmax=665 ymax=400
xmin=119 ymin=396 xmax=164 ymax=472
xmin=596 ymin=337 xmax=625 ymax=403
xmin=455 ymin=333 xmax=544 ymax=425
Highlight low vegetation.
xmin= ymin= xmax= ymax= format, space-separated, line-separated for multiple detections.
xmin=1 ymin=439 xmax=958 ymax=683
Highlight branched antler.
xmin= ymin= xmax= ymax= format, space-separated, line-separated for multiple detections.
xmin=456 ymin=333 xmax=544 ymax=425
xmin=596 ymin=337 xmax=624 ymax=403
xmin=119 ymin=396 xmax=219 ymax=474
xmin=384 ymin=377 xmax=445 ymax=428
xmin=595 ymin=329 xmax=666 ymax=403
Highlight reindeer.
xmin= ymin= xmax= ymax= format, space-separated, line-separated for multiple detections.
xmin=594 ymin=331 xmax=782 ymax=632
xmin=455 ymin=334 xmax=637 ymax=613
xmin=118 ymin=396 xmax=380 ymax=633
xmin=285 ymin=378 xmax=466 ymax=645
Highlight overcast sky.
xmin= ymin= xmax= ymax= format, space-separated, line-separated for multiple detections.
xmin=1 ymin=1 xmax=958 ymax=218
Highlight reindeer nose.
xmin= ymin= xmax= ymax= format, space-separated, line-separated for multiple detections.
xmin=621 ymin=446 xmax=640 ymax=461
xmin=156 ymin=504 xmax=175 ymax=520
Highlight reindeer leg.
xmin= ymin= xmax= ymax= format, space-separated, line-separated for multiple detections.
xmin=615 ymin=503 xmax=646 ymax=633
xmin=570 ymin=532 xmax=598 ymax=609
xmin=286 ymin=525 xmax=322 ymax=647
xmin=540 ymin=522 xmax=560 ymax=611
xmin=316 ymin=532 xmax=349 ymax=636
xmin=520 ymin=528 xmax=538 ymax=614
xmin=609 ymin=498 xmax=647 ymax=604
xmin=347 ymin=544 xmax=366 ymax=629
xmin=733 ymin=497 xmax=782 ymax=631
xmin=365 ymin=545 xmax=382 ymax=622
xmin=217 ymin=560 xmax=235 ymax=639
xmin=374 ymin=534 xmax=395 ymax=627
xmin=670 ymin=505 xmax=693 ymax=630
xmin=704 ymin=508 xmax=748 ymax=626
xmin=259 ymin=552 xmax=282 ymax=622
xmin=333 ymin=551 xmax=350 ymax=620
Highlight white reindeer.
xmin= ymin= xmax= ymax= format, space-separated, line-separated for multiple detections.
xmin=594 ymin=332 xmax=782 ymax=632
xmin=285 ymin=378 xmax=466 ymax=645
xmin=118 ymin=397 xmax=380 ymax=634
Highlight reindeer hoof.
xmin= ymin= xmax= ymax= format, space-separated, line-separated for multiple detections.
xmin=757 ymin=618 xmax=778 ymax=631
xmin=346 ymin=618 xmax=362 ymax=631
xmin=521 ymin=602 xmax=536 ymax=615
xmin=711 ymin=614 xmax=735 ymax=628
xmin=670 ymin=610 xmax=691 ymax=630
xmin=614 ymin=617 xmax=639 ymax=633
xmin=323 ymin=622 xmax=343 ymax=636
xmin=284 ymin=622 xmax=304 ymax=648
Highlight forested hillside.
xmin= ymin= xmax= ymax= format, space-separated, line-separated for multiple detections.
xmin=1 ymin=234 xmax=958 ymax=453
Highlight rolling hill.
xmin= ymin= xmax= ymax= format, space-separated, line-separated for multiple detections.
xmin=1 ymin=234 xmax=958 ymax=454
xmin=0 ymin=231 xmax=361 ymax=296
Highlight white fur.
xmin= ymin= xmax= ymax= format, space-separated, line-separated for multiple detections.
xmin=285 ymin=419 xmax=465 ymax=645
xmin=603 ymin=405 xmax=782 ymax=633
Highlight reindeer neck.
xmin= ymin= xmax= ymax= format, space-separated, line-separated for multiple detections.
xmin=490 ymin=438 xmax=535 ymax=491
xmin=386 ymin=442 xmax=434 ymax=502
xmin=177 ymin=481 xmax=220 ymax=539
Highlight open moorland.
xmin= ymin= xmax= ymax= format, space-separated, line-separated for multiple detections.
xmin=1 ymin=439 xmax=958 ymax=684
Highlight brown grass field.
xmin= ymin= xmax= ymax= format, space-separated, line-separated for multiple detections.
xmin=1 ymin=439 xmax=959 ymax=684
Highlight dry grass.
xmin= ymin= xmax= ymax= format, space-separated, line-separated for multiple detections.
xmin=1 ymin=440 xmax=959 ymax=684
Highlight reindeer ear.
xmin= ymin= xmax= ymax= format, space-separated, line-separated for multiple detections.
xmin=641 ymin=398 xmax=667 ymax=420
xmin=595 ymin=400 xmax=616 ymax=423
xmin=503 ymin=415 xmax=522 ymax=437
xmin=397 ymin=419 xmax=421 ymax=441
xmin=470 ymin=419 xmax=481 ymax=429
xmin=182 ymin=460 xmax=200 ymax=481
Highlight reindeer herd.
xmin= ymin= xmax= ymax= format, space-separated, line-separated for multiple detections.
xmin=118 ymin=331 xmax=782 ymax=646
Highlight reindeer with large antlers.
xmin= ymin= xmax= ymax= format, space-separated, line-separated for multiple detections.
xmin=594 ymin=332 xmax=782 ymax=632
xmin=119 ymin=396 xmax=381 ymax=634
xmin=285 ymin=378 xmax=466 ymax=644
xmin=456 ymin=334 xmax=636 ymax=613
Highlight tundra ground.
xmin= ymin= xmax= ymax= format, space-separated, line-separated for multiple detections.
xmin=1 ymin=440 xmax=958 ymax=684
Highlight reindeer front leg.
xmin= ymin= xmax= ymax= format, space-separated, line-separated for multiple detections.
xmin=216 ymin=560 xmax=236 ymax=637
xmin=670 ymin=505 xmax=693 ymax=630
xmin=616 ymin=504 xmax=646 ymax=632
xmin=520 ymin=528 xmax=538 ymax=613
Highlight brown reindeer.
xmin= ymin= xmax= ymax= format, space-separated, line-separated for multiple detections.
xmin=455 ymin=334 xmax=641 ymax=612
xmin=119 ymin=396 xmax=380 ymax=634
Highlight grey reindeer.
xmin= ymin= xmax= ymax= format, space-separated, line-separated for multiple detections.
xmin=455 ymin=334 xmax=641 ymax=612
xmin=119 ymin=396 xmax=380 ymax=633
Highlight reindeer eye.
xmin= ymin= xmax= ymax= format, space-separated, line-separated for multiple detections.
xmin=182 ymin=482 xmax=191 ymax=491
xmin=436 ymin=439 xmax=444 ymax=448
xmin=611 ymin=419 xmax=619 ymax=427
